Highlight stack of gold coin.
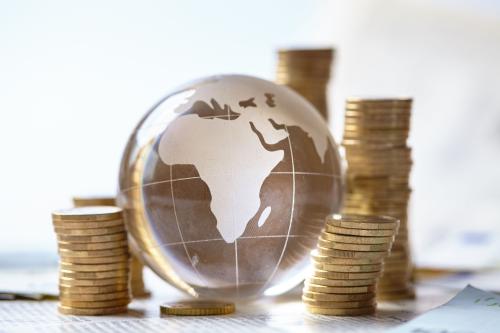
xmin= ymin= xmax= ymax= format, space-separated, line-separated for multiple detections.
xmin=130 ymin=255 xmax=150 ymax=298
xmin=73 ymin=196 xmax=116 ymax=207
xmin=341 ymin=98 xmax=415 ymax=300
xmin=304 ymin=214 xmax=398 ymax=315
xmin=72 ymin=195 xmax=150 ymax=298
xmin=275 ymin=48 xmax=334 ymax=120
xmin=52 ymin=206 xmax=131 ymax=315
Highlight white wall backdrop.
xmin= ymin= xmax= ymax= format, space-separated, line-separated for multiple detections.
xmin=1 ymin=0 xmax=499 ymax=268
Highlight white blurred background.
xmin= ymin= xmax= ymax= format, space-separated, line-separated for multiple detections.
xmin=1 ymin=0 xmax=499 ymax=269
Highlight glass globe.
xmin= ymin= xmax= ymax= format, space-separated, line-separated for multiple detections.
xmin=118 ymin=74 xmax=343 ymax=299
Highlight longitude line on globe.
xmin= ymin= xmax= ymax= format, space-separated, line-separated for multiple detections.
xmin=257 ymin=125 xmax=296 ymax=293
xmin=169 ymin=165 xmax=208 ymax=285
xmin=227 ymin=120 xmax=240 ymax=295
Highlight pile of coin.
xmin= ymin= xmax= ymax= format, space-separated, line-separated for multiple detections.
xmin=303 ymin=214 xmax=398 ymax=315
xmin=72 ymin=195 xmax=150 ymax=298
xmin=341 ymin=98 xmax=415 ymax=300
xmin=130 ymin=255 xmax=150 ymax=298
xmin=275 ymin=48 xmax=334 ymax=120
xmin=52 ymin=206 xmax=131 ymax=315
xmin=73 ymin=196 xmax=116 ymax=207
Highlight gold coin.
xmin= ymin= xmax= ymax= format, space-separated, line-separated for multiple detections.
xmin=59 ymin=290 xmax=130 ymax=301
xmin=61 ymin=254 xmax=130 ymax=265
xmin=305 ymin=305 xmax=376 ymax=316
xmin=53 ymin=219 xmax=124 ymax=229
xmin=383 ymin=259 xmax=410 ymax=266
xmin=377 ymin=281 xmax=412 ymax=290
xmin=59 ymin=276 xmax=129 ymax=287
xmin=316 ymin=246 xmax=389 ymax=259
xmin=57 ymin=232 xmax=127 ymax=244
xmin=59 ymin=261 xmax=129 ymax=272
xmin=326 ymin=214 xmax=399 ymax=230
xmin=58 ymin=305 xmax=128 ymax=316
xmin=320 ymin=232 xmax=393 ymax=245
xmin=59 ymin=284 xmax=128 ymax=294
xmin=57 ymin=240 xmax=128 ymax=251
xmin=318 ymin=238 xmax=392 ymax=252
xmin=304 ymin=283 xmax=376 ymax=294
xmin=382 ymin=265 xmax=411 ymax=273
xmin=325 ymin=226 xmax=395 ymax=237
xmin=314 ymin=262 xmax=382 ymax=273
xmin=58 ymin=247 xmax=129 ymax=258
xmin=160 ymin=300 xmax=235 ymax=316
xmin=303 ymin=291 xmax=375 ymax=302
xmin=307 ymin=277 xmax=376 ymax=287
xmin=60 ymin=297 xmax=130 ymax=309
xmin=54 ymin=225 xmax=126 ymax=236
xmin=311 ymin=250 xmax=383 ymax=265
xmin=346 ymin=97 xmax=412 ymax=104
xmin=302 ymin=296 xmax=375 ymax=309
xmin=314 ymin=269 xmax=381 ymax=280
xmin=377 ymin=288 xmax=415 ymax=301
xmin=73 ymin=196 xmax=116 ymax=207
xmin=60 ymin=269 xmax=128 ymax=279
xmin=52 ymin=206 xmax=123 ymax=222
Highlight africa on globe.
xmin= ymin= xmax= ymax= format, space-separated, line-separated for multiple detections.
xmin=118 ymin=75 xmax=343 ymax=299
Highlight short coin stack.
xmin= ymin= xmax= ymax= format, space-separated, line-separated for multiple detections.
xmin=130 ymin=255 xmax=150 ymax=298
xmin=303 ymin=214 xmax=399 ymax=315
xmin=73 ymin=196 xmax=116 ymax=207
xmin=341 ymin=97 xmax=415 ymax=300
xmin=52 ymin=206 xmax=131 ymax=315
xmin=72 ymin=195 xmax=150 ymax=298
xmin=275 ymin=48 xmax=334 ymax=120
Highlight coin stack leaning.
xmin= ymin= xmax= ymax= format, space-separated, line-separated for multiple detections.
xmin=275 ymin=48 xmax=334 ymax=120
xmin=341 ymin=97 xmax=415 ymax=300
xmin=52 ymin=206 xmax=131 ymax=315
xmin=303 ymin=214 xmax=399 ymax=316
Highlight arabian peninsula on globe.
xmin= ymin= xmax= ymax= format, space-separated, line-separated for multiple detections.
xmin=118 ymin=75 xmax=343 ymax=299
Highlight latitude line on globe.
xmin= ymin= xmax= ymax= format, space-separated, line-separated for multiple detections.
xmin=137 ymin=118 xmax=342 ymax=150
xmin=258 ymin=125 xmax=296 ymax=294
xmin=121 ymin=172 xmax=338 ymax=193
xmin=169 ymin=165 xmax=207 ymax=285
xmin=150 ymin=235 xmax=314 ymax=249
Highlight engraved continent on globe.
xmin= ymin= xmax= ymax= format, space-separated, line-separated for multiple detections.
xmin=118 ymin=75 xmax=343 ymax=299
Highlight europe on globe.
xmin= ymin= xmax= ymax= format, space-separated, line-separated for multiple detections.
xmin=118 ymin=75 xmax=343 ymax=299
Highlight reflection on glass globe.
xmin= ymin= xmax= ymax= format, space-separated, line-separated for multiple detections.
xmin=118 ymin=74 xmax=343 ymax=299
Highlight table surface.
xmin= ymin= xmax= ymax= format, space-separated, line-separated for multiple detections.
xmin=0 ymin=267 xmax=495 ymax=333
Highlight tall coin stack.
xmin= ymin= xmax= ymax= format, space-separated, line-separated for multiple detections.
xmin=303 ymin=214 xmax=398 ymax=316
xmin=52 ymin=206 xmax=131 ymax=315
xmin=72 ymin=195 xmax=150 ymax=298
xmin=275 ymin=48 xmax=334 ymax=120
xmin=341 ymin=97 xmax=415 ymax=300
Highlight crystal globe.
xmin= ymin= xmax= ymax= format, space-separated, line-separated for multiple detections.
xmin=118 ymin=75 xmax=343 ymax=299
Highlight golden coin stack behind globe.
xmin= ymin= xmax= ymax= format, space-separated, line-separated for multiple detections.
xmin=275 ymin=48 xmax=334 ymax=120
xmin=130 ymin=255 xmax=151 ymax=298
xmin=52 ymin=206 xmax=131 ymax=315
xmin=303 ymin=214 xmax=398 ymax=316
xmin=72 ymin=196 xmax=150 ymax=298
xmin=341 ymin=98 xmax=415 ymax=300
xmin=73 ymin=196 xmax=116 ymax=207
